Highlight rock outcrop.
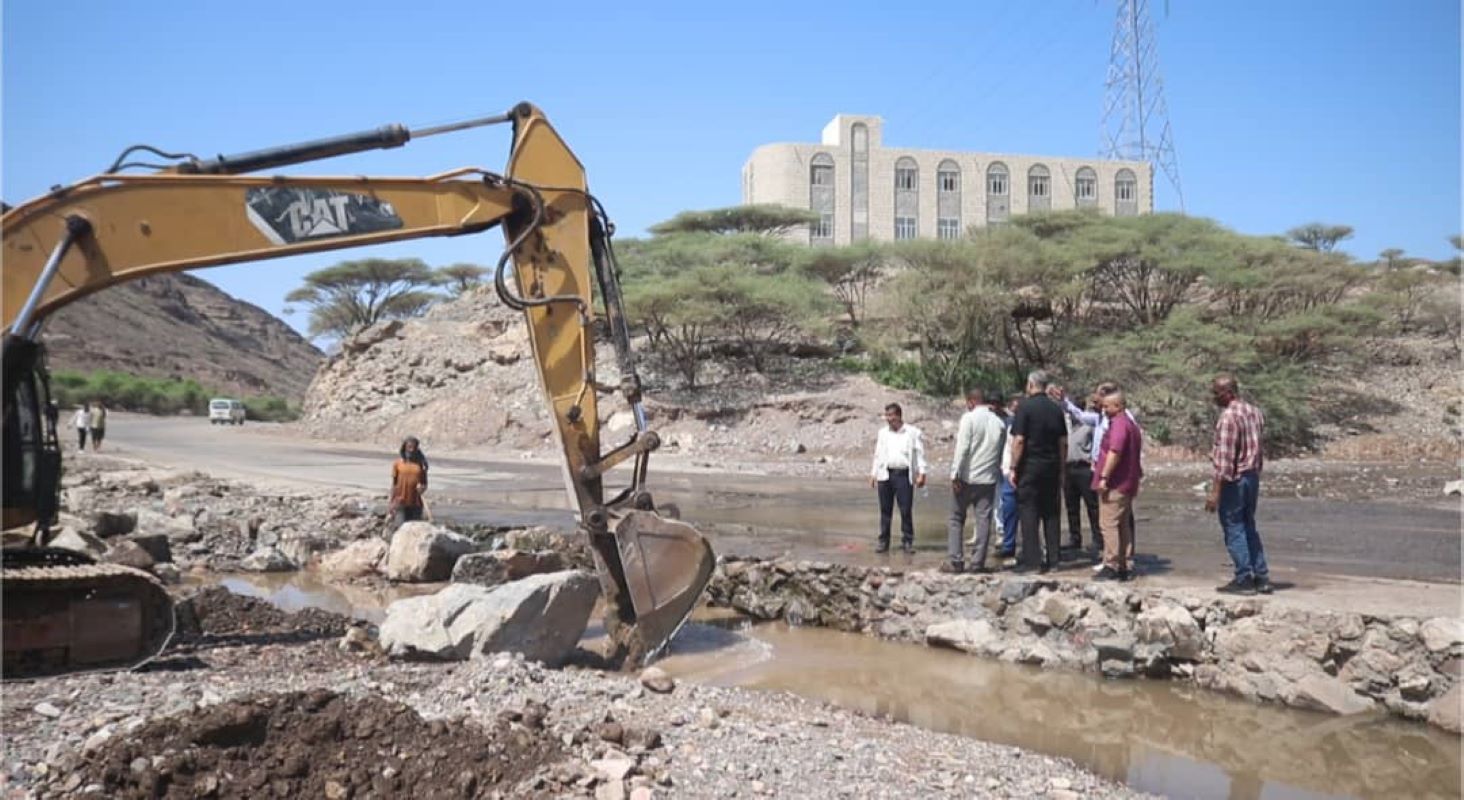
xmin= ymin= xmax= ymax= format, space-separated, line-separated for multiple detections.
xmin=709 ymin=556 xmax=1462 ymax=730
xmin=378 ymin=571 xmax=600 ymax=664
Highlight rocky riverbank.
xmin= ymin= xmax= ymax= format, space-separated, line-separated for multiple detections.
xmin=1 ymin=592 xmax=1148 ymax=800
xmin=707 ymin=556 xmax=1463 ymax=733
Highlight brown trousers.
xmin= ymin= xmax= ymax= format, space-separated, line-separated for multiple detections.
xmin=1100 ymin=491 xmax=1135 ymax=572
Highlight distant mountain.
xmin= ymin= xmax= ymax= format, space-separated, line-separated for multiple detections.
xmin=42 ymin=273 xmax=323 ymax=401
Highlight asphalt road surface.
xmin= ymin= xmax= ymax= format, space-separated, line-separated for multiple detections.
xmin=103 ymin=414 xmax=1462 ymax=590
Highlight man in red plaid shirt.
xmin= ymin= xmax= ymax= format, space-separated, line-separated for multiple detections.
xmin=1205 ymin=374 xmax=1271 ymax=595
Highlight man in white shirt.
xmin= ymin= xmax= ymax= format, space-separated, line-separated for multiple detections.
xmin=946 ymin=389 xmax=1007 ymax=573
xmin=868 ymin=403 xmax=928 ymax=554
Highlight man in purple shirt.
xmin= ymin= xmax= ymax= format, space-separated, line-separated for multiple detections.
xmin=1094 ymin=391 xmax=1142 ymax=581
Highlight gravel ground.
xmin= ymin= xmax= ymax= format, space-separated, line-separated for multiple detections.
xmin=2 ymin=600 xmax=1150 ymax=800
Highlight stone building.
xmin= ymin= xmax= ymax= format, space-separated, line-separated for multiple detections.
xmin=741 ymin=114 xmax=1153 ymax=246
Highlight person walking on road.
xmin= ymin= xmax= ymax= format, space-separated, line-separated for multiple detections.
xmin=88 ymin=401 xmax=108 ymax=451
xmin=1093 ymin=391 xmax=1143 ymax=581
xmin=71 ymin=403 xmax=90 ymax=451
xmin=1206 ymin=374 xmax=1272 ymax=596
xmin=945 ymin=388 xmax=1007 ymax=573
xmin=388 ymin=436 xmax=430 ymax=535
xmin=868 ymin=403 xmax=928 ymax=554
xmin=1008 ymin=371 xmax=1067 ymax=572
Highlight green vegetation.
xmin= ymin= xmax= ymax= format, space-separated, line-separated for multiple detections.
xmin=620 ymin=212 xmax=833 ymax=389
xmin=617 ymin=204 xmax=1460 ymax=454
xmin=51 ymin=370 xmax=299 ymax=421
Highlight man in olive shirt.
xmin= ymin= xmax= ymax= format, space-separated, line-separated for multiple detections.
xmin=1006 ymin=371 xmax=1067 ymax=572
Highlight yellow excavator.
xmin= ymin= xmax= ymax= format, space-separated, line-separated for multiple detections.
xmin=2 ymin=102 xmax=715 ymax=679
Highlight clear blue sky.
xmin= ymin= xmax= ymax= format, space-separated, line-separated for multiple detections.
xmin=4 ymin=0 xmax=1459 ymax=339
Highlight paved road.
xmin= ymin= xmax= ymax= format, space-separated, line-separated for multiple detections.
xmin=102 ymin=414 xmax=1461 ymax=608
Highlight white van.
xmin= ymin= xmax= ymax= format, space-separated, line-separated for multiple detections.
xmin=209 ymin=398 xmax=246 ymax=425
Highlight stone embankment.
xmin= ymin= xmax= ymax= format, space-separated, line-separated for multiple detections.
xmin=708 ymin=556 xmax=1462 ymax=733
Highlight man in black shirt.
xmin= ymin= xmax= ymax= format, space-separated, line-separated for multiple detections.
xmin=1006 ymin=370 xmax=1068 ymax=572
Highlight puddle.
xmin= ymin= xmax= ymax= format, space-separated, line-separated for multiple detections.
xmin=200 ymin=571 xmax=440 ymax=623
xmin=204 ymin=572 xmax=1460 ymax=800
xmin=658 ymin=622 xmax=1461 ymax=800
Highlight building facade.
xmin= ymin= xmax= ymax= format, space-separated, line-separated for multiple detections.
xmin=741 ymin=114 xmax=1153 ymax=246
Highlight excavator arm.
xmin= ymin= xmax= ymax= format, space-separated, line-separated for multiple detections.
xmin=2 ymin=103 xmax=713 ymax=677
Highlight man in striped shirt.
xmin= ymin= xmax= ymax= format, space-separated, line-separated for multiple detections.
xmin=1205 ymin=374 xmax=1271 ymax=595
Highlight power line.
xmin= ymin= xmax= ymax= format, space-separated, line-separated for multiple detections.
xmin=1100 ymin=0 xmax=1184 ymax=210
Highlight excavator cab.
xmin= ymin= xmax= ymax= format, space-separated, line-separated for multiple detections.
xmin=1 ymin=102 xmax=714 ymax=677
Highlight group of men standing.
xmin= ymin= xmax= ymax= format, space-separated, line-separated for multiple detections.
xmin=869 ymin=372 xmax=1273 ymax=595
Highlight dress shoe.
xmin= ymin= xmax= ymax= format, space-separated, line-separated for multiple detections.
xmin=1216 ymin=577 xmax=1257 ymax=596
xmin=1093 ymin=566 xmax=1123 ymax=581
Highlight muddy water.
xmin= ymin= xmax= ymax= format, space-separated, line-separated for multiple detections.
xmin=211 ymin=573 xmax=1458 ymax=800
xmin=657 ymin=622 xmax=1461 ymax=800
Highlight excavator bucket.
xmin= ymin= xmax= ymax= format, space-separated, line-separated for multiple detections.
xmin=611 ymin=510 xmax=716 ymax=660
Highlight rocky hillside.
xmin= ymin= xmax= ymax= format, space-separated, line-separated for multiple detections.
xmin=298 ymin=287 xmax=945 ymax=456
xmin=43 ymin=274 xmax=323 ymax=400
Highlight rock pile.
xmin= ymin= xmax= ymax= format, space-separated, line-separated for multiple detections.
xmin=709 ymin=556 xmax=1462 ymax=731
xmin=52 ymin=455 xmax=386 ymax=576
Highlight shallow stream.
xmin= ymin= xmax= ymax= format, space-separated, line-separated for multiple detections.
xmin=214 ymin=571 xmax=1460 ymax=800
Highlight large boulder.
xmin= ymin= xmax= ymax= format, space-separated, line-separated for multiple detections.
xmin=104 ymin=540 xmax=155 ymax=570
xmin=385 ymin=522 xmax=476 ymax=582
xmin=925 ymin=619 xmax=999 ymax=656
xmin=1134 ymin=603 xmax=1204 ymax=661
xmin=240 ymin=546 xmax=296 ymax=573
xmin=378 ymin=570 xmax=599 ymax=664
xmin=132 ymin=508 xmax=198 ymax=543
xmin=1420 ymin=618 xmax=1464 ymax=654
xmin=1288 ymin=674 xmax=1376 ymax=716
xmin=319 ymin=539 xmax=388 ymax=579
xmin=452 ymin=549 xmax=565 ymax=587
xmin=91 ymin=510 xmax=137 ymax=538
xmin=126 ymin=533 xmax=173 ymax=564
xmin=1427 ymin=684 xmax=1461 ymax=733
xmin=49 ymin=529 xmax=108 ymax=558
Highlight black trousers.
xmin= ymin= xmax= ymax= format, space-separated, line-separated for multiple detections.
xmin=877 ymin=469 xmax=914 ymax=547
xmin=76 ymin=428 xmax=88 ymax=449
xmin=1017 ymin=463 xmax=1062 ymax=567
xmin=1064 ymin=461 xmax=1102 ymax=549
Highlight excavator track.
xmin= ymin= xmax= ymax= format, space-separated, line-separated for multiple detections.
xmin=2 ymin=558 xmax=175 ymax=680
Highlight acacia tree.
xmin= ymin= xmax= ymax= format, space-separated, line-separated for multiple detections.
xmin=649 ymin=204 xmax=819 ymax=236
xmin=802 ymin=242 xmax=884 ymax=328
xmin=284 ymin=258 xmax=442 ymax=341
xmin=1286 ymin=222 xmax=1354 ymax=253
xmin=435 ymin=263 xmax=489 ymax=295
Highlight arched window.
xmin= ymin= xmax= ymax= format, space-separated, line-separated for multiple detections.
xmin=1115 ymin=168 xmax=1138 ymax=216
xmin=850 ymin=123 xmax=869 ymax=240
xmin=809 ymin=153 xmax=835 ymax=244
xmin=936 ymin=159 xmax=961 ymax=240
xmin=1075 ymin=166 xmax=1098 ymax=208
xmin=893 ymin=156 xmax=918 ymax=240
xmin=1027 ymin=164 xmax=1051 ymax=212
xmin=986 ymin=162 xmax=1009 ymax=224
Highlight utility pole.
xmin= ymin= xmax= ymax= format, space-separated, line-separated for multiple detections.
xmin=1100 ymin=0 xmax=1184 ymax=211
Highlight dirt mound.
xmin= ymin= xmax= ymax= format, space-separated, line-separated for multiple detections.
xmin=73 ymin=689 xmax=563 ymax=799
xmin=174 ymin=586 xmax=349 ymax=643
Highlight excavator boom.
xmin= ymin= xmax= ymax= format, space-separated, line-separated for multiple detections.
xmin=1 ymin=103 xmax=713 ymax=678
